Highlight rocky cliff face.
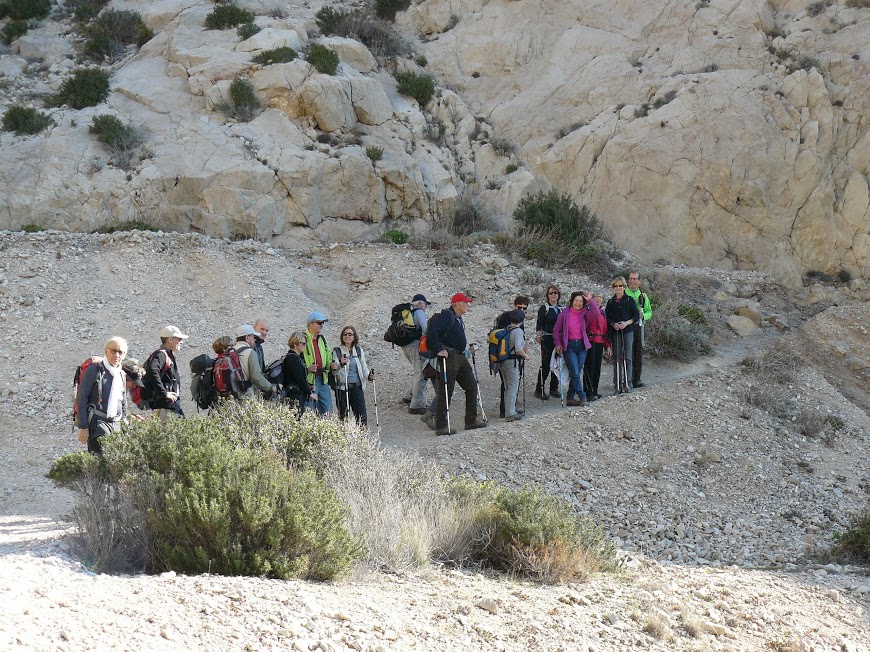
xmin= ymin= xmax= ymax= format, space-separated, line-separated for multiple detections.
xmin=412 ymin=0 xmax=870 ymax=284
xmin=1 ymin=0 xmax=868 ymax=283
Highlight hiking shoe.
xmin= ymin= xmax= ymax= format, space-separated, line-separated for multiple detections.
xmin=634 ymin=382 xmax=645 ymax=388
xmin=435 ymin=427 xmax=458 ymax=436
xmin=402 ymin=396 xmax=412 ymax=404
xmin=566 ymin=398 xmax=583 ymax=407
xmin=421 ymin=412 xmax=436 ymax=430
xmin=541 ymin=392 xmax=550 ymax=400
xmin=549 ymin=389 xmax=561 ymax=398
xmin=533 ymin=388 xmax=545 ymax=400
xmin=505 ymin=413 xmax=523 ymax=422
xmin=407 ymin=407 xmax=427 ymax=415
xmin=465 ymin=420 xmax=488 ymax=431
xmin=588 ymin=394 xmax=599 ymax=402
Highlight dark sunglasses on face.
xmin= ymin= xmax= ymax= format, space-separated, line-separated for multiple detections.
xmin=613 ymin=284 xmax=624 ymax=288
xmin=342 ymin=333 xmax=353 ymax=337
xmin=548 ymin=291 xmax=559 ymax=295
xmin=315 ymin=321 xmax=326 ymax=325
xmin=517 ymin=306 xmax=528 ymax=311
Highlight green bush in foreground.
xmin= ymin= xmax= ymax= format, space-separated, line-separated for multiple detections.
xmin=46 ymin=68 xmax=110 ymax=109
xmin=1 ymin=18 xmax=29 ymax=44
xmin=83 ymin=10 xmax=154 ymax=60
xmin=22 ymin=223 xmax=45 ymax=232
xmin=48 ymin=451 xmax=105 ymax=486
xmin=394 ymin=71 xmax=434 ymax=106
xmin=384 ymin=228 xmax=408 ymax=244
xmin=306 ymin=43 xmax=339 ymax=75
xmin=237 ymin=21 xmax=260 ymax=40
xmin=220 ymin=77 xmax=261 ymax=121
xmin=252 ymin=46 xmax=297 ymax=65
xmin=2 ymin=106 xmax=53 ymax=135
xmin=204 ymin=4 xmax=255 ymax=30
xmin=645 ymin=301 xmax=711 ymax=362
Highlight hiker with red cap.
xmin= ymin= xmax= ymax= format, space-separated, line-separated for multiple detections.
xmin=425 ymin=292 xmax=488 ymax=436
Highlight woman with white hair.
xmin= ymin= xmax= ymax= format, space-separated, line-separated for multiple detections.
xmin=75 ymin=336 xmax=129 ymax=454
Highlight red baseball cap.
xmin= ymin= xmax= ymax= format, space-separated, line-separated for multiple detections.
xmin=450 ymin=292 xmax=474 ymax=304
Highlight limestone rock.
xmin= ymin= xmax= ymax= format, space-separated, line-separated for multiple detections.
xmin=727 ymin=315 xmax=761 ymax=337
xmin=319 ymin=37 xmax=377 ymax=73
xmin=735 ymin=305 xmax=762 ymax=326
xmin=0 ymin=56 xmax=28 ymax=78
xmin=347 ymin=77 xmax=394 ymax=126
xmin=236 ymin=28 xmax=302 ymax=54
xmin=299 ymin=74 xmax=357 ymax=132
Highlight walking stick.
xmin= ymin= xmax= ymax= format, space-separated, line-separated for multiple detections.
xmin=521 ymin=358 xmax=526 ymax=415
xmin=441 ymin=356 xmax=451 ymax=433
xmin=557 ymin=355 xmax=565 ymax=408
xmin=537 ymin=367 xmax=544 ymax=403
xmin=614 ymin=330 xmax=621 ymax=394
xmin=370 ymin=368 xmax=380 ymax=436
xmin=470 ymin=348 xmax=488 ymax=424
xmin=622 ymin=330 xmax=629 ymax=392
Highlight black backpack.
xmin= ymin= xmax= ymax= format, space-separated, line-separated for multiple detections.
xmin=384 ymin=303 xmax=422 ymax=346
xmin=189 ymin=354 xmax=217 ymax=411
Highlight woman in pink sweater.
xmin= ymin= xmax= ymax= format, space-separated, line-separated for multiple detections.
xmin=552 ymin=291 xmax=601 ymax=406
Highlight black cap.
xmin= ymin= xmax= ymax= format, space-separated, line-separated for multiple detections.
xmin=412 ymin=294 xmax=431 ymax=305
xmin=508 ymin=309 xmax=525 ymax=324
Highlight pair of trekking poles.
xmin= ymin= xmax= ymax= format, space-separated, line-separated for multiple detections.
xmin=438 ymin=347 xmax=490 ymax=433
xmin=335 ymin=353 xmax=380 ymax=435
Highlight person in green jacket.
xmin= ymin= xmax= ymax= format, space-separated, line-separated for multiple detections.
xmin=303 ymin=311 xmax=340 ymax=415
xmin=625 ymin=271 xmax=653 ymax=388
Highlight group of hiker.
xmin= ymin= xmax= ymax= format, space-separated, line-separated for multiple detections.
xmin=74 ymin=272 xmax=652 ymax=449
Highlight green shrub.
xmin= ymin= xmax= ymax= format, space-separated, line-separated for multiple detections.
xmin=204 ymin=4 xmax=255 ymax=30
xmin=47 ymin=451 xmax=105 ymax=486
xmin=69 ymin=406 xmax=363 ymax=579
xmin=2 ymin=0 xmax=50 ymax=20
xmin=47 ymin=68 xmax=110 ymax=109
xmin=491 ymin=137 xmax=515 ymax=157
xmin=645 ymin=302 xmax=711 ymax=362
xmin=135 ymin=23 xmax=154 ymax=46
xmin=677 ymin=304 xmax=709 ymax=329
xmin=306 ymin=43 xmax=339 ymax=75
xmin=21 ymin=223 xmax=45 ymax=232
xmin=506 ymin=190 xmax=612 ymax=272
xmin=394 ymin=71 xmax=434 ymax=106
xmin=314 ymin=6 xmax=409 ymax=58
xmin=83 ymin=9 xmax=154 ymax=60
xmin=505 ymin=163 xmax=518 ymax=174
xmin=237 ymin=21 xmax=260 ymax=40
xmin=67 ymin=0 xmax=110 ymax=22
xmin=89 ymin=114 xmax=146 ymax=166
xmin=415 ymin=55 xmax=427 ymax=67
xmin=366 ymin=145 xmax=383 ymax=161
xmin=384 ymin=228 xmax=408 ymax=244
xmin=1 ymin=18 xmax=28 ymax=44
xmin=1 ymin=106 xmax=53 ymax=135
xmin=833 ymin=505 xmax=870 ymax=564
xmin=252 ymin=46 xmax=297 ymax=65
xmin=222 ymin=77 xmax=261 ymax=121
xmin=806 ymin=1 xmax=830 ymax=16
xmin=93 ymin=221 xmax=158 ymax=234
xmin=84 ymin=33 xmax=125 ymax=61
xmin=423 ymin=117 xmax=446 ymax=146
xmin=374 ymin=0 xmax=410 ymax=21
xmin=845 ymin=0 xmax=870 ymax=6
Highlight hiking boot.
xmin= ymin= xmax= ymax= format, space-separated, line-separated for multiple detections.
xmin=465 ymin=420 xmax=488 ymax=431
xmin=407 ymin=406 xmax=427 ymax=415
xmin=533 ymin=388 xmax=545 ymax=400
xmin=549 ymin=389 xmax=561 ymax=399
xmin=634 ymin=382 xmax=645 ymax=388
xmin=402 ymin=396 xmax=412 ymax=404
xmin=588 ymin=394 xmax=599 ymax=402
xmin=566 ymin=398 xmax=583 ymax=407
xmin=435 ymin=427 xmax=458 ymax=436
xmin=505 ymin=413 xmax=523 ymax=422
xmin=421 ymin=412 xmax=436 ymax=430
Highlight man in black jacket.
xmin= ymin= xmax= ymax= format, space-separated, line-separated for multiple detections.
xmin=427 ymin=292 xmax=487 ymax=436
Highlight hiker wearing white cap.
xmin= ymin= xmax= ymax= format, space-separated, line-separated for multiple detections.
xmin=302 ymin=311 xmax=339 ymax=415
xmin=233 ymin=324 xmax=274 ymax=398
xmin=145 ymin=325 xmax=188 ymax=420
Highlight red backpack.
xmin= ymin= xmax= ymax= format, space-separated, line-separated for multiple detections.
xmin=73 ymin=357 xmax=101 ymax=424
xmin=213 ymin=347 xmax=249 ymax=397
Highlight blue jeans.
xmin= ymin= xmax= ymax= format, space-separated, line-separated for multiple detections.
xmin=562 ymin=340 xmax=587 ymax=400
xmin=307 ymin=376 xmax=333 ymax=415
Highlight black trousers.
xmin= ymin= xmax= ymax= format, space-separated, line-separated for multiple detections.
xmin=535 ymin=334 xmax=559 ymax=393
xmin=335 ymin=384 xmax=367 ymax=426
xmin=88 ymin=415 xmax=120 ymax=455
xmin=434 ymin=351 xmax=478 ymax=429
xmin=583 ymin=342 xmax=605 ymax=396
xmin=632 ymin=324 xmax=644 ymax=386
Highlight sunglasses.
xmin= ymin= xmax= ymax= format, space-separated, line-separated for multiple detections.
xmin=612 ymin=284 xmax=624 ymax=288
xmin=342 ymin=333 xmax=354 ymax=337
xmin=548 ymin=291 xmax=559 ymax=295
xmin=107 ymin=348 xmax=126 ymax=355
xmin=516 ymin=306 xmax=528 ymax=311
xmin=315 ymin=321 xmax=326 ymax=325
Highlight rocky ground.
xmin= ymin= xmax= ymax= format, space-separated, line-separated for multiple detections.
xmin=0 ymin=231 xmax=868 ymax=651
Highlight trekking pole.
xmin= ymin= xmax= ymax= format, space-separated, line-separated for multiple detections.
xmin=470 ymin=348 xmax=488 ymax=424
xmin=521 ymin=358 xmax=526 ymax=415
xmin=622 ymin=330 xmax=629 ymax=392
xmin=537 ymin=367 xmax=544 ymax=403
xmin=557 ymin=355 xmax=565 ymax=409
xmin=441 ymin=356 xmax=451 ymax=433
xmin=370 ymin=368 xmax=380 ymax=436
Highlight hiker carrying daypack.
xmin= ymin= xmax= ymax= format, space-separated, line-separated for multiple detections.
xmin=384 ymin=302 xmax=422 ymax=347
xmin=488 ymin=325 xmax=514 ymax=374
xmin=213 ymin=346 xmax=250 ymax=399
xmin=189 ymin=354 xmax=217 ymax=411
